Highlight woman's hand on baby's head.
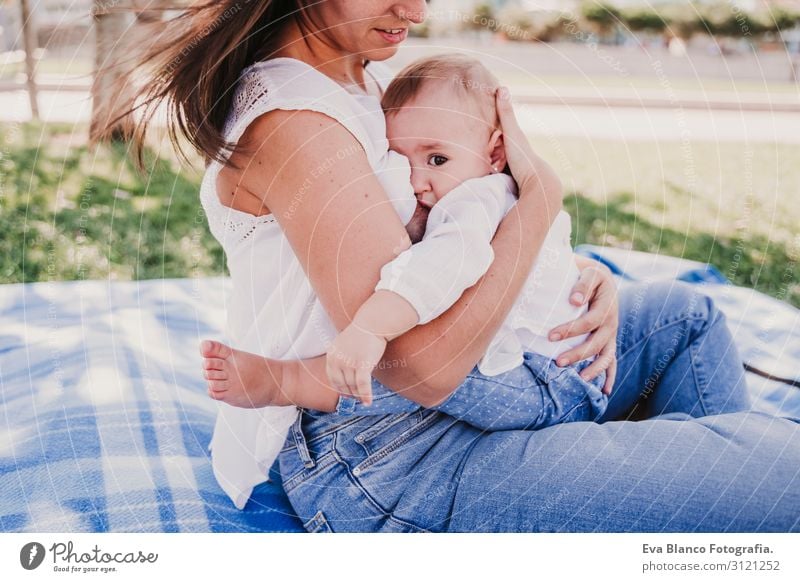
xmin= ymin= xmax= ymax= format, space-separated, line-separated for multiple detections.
xmin=325 ymin=325 xmax=387 ymax=406
xmin=494 ymin=86 xmax=562 ymax=207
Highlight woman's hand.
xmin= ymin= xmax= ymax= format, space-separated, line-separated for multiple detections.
xmin=548 ymin=260 xmax=619 ymax=395
xmin=494 ymin=87 xmax=562 ymax=206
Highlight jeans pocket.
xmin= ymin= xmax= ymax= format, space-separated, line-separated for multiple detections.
xmin=352 ymin=410 xmax=421 ymax=456
xmin=351 ymin=409 xmax=440 ymax=476
xmin=304 ymin=510 xmax=333 ymax=533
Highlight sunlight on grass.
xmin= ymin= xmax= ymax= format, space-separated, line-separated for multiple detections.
xmin=1 ymin=122 xmax=797 ymax=307
xmin=528 ymin=135 xmax=799 ymax=306
xmin=0 ymin=122 xmax=221 ymax=283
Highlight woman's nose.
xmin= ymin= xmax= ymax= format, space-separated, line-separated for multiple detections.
xmin=394 ymin=1 xmax=426 ymax=24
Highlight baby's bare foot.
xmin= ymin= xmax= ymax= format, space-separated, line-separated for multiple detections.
xmin=199 ymin=340 xmax=285 ymax=408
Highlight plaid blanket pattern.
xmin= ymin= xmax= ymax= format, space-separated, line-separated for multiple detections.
xmin=1 ymin=247 xmax=798 ymax=532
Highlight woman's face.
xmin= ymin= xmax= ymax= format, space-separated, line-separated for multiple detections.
xmin=303 ymin=1 xmax=427 ymax=60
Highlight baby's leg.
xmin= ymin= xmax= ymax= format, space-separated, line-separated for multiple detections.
xmin=430 ymin=353 xmax=607 ymax=430
xmin=199 ymin=340 xmax=340 ymax=411
xmin=338 ymin=352 xmax=608 ymax=430
xmin=199 ymin=339 xmax=420 ymax=414
xmin=199 ymin=340 xmax=606 ymax=430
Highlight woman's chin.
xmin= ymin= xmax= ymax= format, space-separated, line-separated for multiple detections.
xmin=362 ymin=46 xmax=400 ymax=61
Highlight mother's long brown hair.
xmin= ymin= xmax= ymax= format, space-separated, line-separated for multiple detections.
xmin=90 ymin=0 xmax=301 ymax=169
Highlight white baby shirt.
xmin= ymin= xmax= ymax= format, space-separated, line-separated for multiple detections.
xmin=375 ymin=172 xmax=590 ymax=376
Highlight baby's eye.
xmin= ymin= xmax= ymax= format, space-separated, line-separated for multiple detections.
xmin=428 ymin=154 xmax=448 ymax=167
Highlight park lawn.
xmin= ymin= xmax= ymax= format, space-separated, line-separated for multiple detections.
xmin=1 ymin=122 xmax=797 ymax=307
xmin=529 ymin=135 xmax=799 ymax=307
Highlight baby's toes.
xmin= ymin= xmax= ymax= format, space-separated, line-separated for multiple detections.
xmin=204 ymin=369 xmax=228 ymax=381
xmin=207 ymin=380 xmax=229 ymax=400
xmin=203 ymin=358 xmax=226 ymax=371
xmin=200 ymin=339 xmax=232 ymax=360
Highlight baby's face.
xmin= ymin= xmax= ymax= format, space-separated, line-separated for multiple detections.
xmin=385 ymin=86 xmax=496 ymax=210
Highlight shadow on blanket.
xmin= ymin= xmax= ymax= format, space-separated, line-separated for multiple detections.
xmin=1 ymin=246 xmax=798 ymax=532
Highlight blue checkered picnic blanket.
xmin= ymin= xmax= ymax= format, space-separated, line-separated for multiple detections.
xmin=1 ymin=247 xmax=798 ymax=532
xmin=0 ymin=277 xmax=303 ymax=532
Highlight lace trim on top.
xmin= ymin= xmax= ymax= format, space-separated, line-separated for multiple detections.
xmin=200 ymin=63 xmax=287 ymax=244
xmin=201 ymin=59 xmax=378 ymax=245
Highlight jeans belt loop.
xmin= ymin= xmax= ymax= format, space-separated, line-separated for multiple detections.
xmin=335 ymin=395 xmax=357 ymax=416
xmin=292 ymin=411 xmax=315 ymax=469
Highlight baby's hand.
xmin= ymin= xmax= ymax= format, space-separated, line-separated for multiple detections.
xmin=326 ymin=324 xmax=388 ymax=405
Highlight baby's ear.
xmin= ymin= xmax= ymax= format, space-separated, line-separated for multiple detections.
xmin=488 ymin=129 xmax=507 ymax=173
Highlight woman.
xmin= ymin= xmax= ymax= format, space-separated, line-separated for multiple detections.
xmin=94 ymin=0 xmax=800 ymax=531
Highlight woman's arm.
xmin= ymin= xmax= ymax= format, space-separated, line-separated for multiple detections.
xmin=230 ymin=97 xmax=560 ymax=408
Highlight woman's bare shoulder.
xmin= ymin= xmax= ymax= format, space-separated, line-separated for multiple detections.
xmin=233 ymin=108 xmax=365 ymax=167
xmin=230 ymin=109 xmax=367 ymax=198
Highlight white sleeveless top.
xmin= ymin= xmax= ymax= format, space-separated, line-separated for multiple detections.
xmin=200 ymin=57 xmax=416 ymax=510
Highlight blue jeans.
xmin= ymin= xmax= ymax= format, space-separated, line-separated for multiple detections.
xmin=335 ymin=352 xmax=607 ymax=430
xmin=278 ymin=281 xmax=800 ymax=532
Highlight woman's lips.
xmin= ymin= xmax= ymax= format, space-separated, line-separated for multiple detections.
xmin=417 ymin=199 xmax=433 ymax=210
xmin=376 ymin=28 xmax=408 ymax=44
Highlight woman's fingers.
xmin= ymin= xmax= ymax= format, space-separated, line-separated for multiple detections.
xmin=494 ymin=87 xmax=532 ymax=181
xmin=555 ymin=329 xmax=609 ymax=367
xmin=568 ymin=265 xmax=604 ymax=306
xmin=550 ymin=266 xmax=616 ymax=341
xmin=603 ymin=353 xmax=617 ymax=395
xmin=579 ymin=340 xmax=616 ymax=387
xmin=550 ymin=310 xmax=603 ymax=342
xmin=495 ymin=88 xmax=522 ymax=145
xmin=494 ymin=85 xmax=562 ymax=217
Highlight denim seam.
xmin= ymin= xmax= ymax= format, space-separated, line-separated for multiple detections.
xmin=353 ymin=410 xmax=441 ymax=474
xmin=617 ymin=314 xmax=708 ymax=361
xmin=353 ymin=410 xmax=421 ymax=444
xmin=303 ymin=510 xmax=333 ymax=533
xmin=464 ymin=368 xmax=557 ymax=389
xmin=280 ymin=416 xmax=363 ymax=453
xmin=689 ymin=332 xmax=710 ymax=417
xmin=331 ymin=432 xmax=432 ymax=533
xmin=281 ymin=451 xmax=339 ymax=493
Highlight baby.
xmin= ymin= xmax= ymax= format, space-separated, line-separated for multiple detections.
xmin=202 ymin=54 xmax=607 ymax=431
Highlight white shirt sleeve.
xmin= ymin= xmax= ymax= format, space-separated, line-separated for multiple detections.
xmin=375 ymin=173 xmax=518 ymax=324
xmin=373 ymin=150 xmax=418 ymax=226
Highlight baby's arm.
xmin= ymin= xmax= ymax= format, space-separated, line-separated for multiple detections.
xmin=325 ymin=174 xmax=517 ymax=402
xmin=377 ymin=174 xmax=517 ymax=324
xmin=326 ymin=290 xmax=419 ymax=404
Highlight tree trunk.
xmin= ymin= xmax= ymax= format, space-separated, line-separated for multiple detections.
xmin=90 ymin=1 xmax=134 ymax=140
xmin=19 ymin=0 xmax=38 ymax=120
xmin=90 ymin=1 xmax=174 ymax=140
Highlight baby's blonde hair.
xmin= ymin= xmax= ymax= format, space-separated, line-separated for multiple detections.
xmin=381 ymin=54 xmax=500 ymax=129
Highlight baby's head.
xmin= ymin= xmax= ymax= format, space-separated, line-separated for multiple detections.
xmin=381 ymin=54 xmax=507 ymax=209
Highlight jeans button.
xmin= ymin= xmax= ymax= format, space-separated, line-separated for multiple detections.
xmin=355 ymin=435 xmax=365 ymax=443
xmin=352 ymin=467 xmax=362 ymax=476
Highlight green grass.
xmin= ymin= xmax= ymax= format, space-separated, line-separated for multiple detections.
xmin=1 ymin=122 xmax=797 ymax=307
xmin=529 ymin=135 xmax=800 ymax=306
xmin=0 ymin=122 xmax=223 ymax=283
